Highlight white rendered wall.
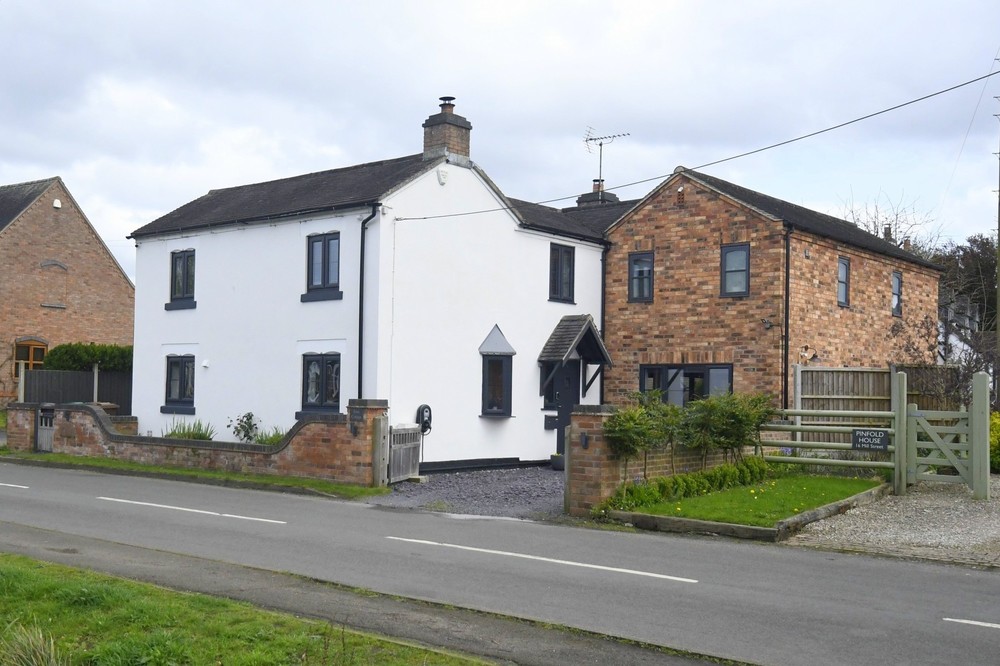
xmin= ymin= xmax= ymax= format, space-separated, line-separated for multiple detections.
xmin=132 ymin=210 xmax=371 ymax=439
xmin=371 ymin=165 xmax=605 ymax=464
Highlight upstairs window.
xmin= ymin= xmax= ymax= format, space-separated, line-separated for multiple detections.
xmin=166 ymin=249 xmax=196 ymax=310
xmin=891 ymin=271 xmax=903 ymax=317
xmin=628 ymin=252 xmax=653 ymax=302
xmin=162 ymin=355 xmax=195 ymax=414
xmin=302 ymin=232 xmax=343 ymax=302
xmin=837 ymin=257 xmax=850 ymax=307
xmin=549 ymin=244 xmax=575 ymax=303
xmin=720 ymin=244 xmax=749 ymax=297
xmin=13 ymin=340 xmax=46 ymax=378
xmin=302 ymin=353 xmax=341 ymax=412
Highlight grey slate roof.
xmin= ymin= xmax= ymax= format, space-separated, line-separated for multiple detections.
xmin=0 ymin=177 xmax=57 ymax=233
xmin=538 ymin=314 xmax=612 ymax=366
xmin=680 ymin=168 xmax=939 ymax=270
xmin=130 ymin=154 xmax=436 ymax=238
xmin=509 ymin=198 xmax=636 ymax=243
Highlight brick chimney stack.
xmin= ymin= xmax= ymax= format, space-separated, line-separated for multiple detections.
xmin=422 ymin=96 xmax=472 ymax=163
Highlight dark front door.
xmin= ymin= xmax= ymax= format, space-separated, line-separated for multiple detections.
xmin=555 ymin=360 xmax=581 ymax=455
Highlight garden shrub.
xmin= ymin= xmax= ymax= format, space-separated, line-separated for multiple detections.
xmin=162 ymin=419 xmax=215 ymax=441
xmin=42 ymin=343 xmax=133 ymax=372
xmin=593 ymin=457 xmax=771 ymax=516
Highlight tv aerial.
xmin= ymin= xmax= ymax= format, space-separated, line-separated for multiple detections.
xmin=584 ymin=127 xmax=629 ymax=191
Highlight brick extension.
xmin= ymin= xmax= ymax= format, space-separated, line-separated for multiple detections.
xmin=5 ymin=400 xmax=388 ymax=487
xmin=0 ymin=178 xmax=134 ymax=404
xmin=603 ymin=171 xmax=939 ymax=406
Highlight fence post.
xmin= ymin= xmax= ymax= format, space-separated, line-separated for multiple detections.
xmin=17 ymin=362 xmax=26 ymax=402
xmin=92 ymin=363 xmax=99 ymax=403
xmin=793 ymin=363 xmax=802 ymax=443
xmin=971 ymin=372 xmax=990 ymax=500
xmin=893 ymin=371 xmax=907 ymax=496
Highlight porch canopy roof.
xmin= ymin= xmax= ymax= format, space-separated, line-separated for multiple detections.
xmin=538 ymin=314 xmax=612 ymax=367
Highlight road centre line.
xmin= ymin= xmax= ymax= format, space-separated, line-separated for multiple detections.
xmin=943 ymin=618 xmax=1000 ymax=630
xmin=97 ymin=497 xmax=286 ymax=524
xmin=0 ymin=482 xmax=29 ymax=489
xmin=386 ymin=536 xmax=698 ymax=583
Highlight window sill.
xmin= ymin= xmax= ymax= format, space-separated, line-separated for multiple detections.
xmin=301 ymin=288 xmax=344 ymax=303
xmin=161 ymin=404 xmax=195 ymax=415
xmin=165 ymin=300 xmax=197 ymax=311
xmin=40 ymin=303 xmax=66 ymax=309
xmin=295 ymin=409 xmax=344 ymax=421
xmin=480 ymin=413 xmax=513 ymax=419
xmin=548 ymin=297 xmax=576 ymax=305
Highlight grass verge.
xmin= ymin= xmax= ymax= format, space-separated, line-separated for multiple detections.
xmin=0 ymin=553 xmax=483 ymax=665
xmin=639 ymin=475 xmax=881 ymax=527
xmin=0 ymin=450 xmax=388 ymax=500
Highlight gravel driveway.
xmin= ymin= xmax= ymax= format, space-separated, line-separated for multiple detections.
xmin=366 ymin=465 xmax=566 ymax=520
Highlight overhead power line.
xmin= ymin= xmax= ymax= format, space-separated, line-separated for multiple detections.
xmin=396 ymin=70 xmax=1000 ymax=222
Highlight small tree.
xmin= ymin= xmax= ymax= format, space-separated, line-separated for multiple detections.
xmin=602 ymin=405 xmax=655 ymax=483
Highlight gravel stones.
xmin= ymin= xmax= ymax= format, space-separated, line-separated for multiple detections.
xmin=367 ymin=466 xmax=565 ymax=520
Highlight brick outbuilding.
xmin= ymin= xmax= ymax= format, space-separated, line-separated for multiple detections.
xmin=602 ymin=167 xmax=940 ymax=409
xmin=0 ymin=177 xmax=134 ymax=403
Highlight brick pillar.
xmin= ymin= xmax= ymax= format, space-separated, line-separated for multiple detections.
xmin=565 ymin=404 xmax=623 ymax=517
xmin=5 ymin=404 xmax=36 ymax=452
xmin=347 ymin=399 xmax=389 ymax=486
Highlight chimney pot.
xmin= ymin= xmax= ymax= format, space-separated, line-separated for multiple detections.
xmin=592 ymin=179 xmax=603 ymax=193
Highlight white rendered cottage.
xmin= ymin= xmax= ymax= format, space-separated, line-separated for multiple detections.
xmin=129 ymin=98 xmax=621 ymax=468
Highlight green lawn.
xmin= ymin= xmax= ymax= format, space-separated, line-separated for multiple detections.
xmin=0 ymin=554 xmax=485 ymax=665
xmin=0 ymin=450 xmax=389 ymax=501
xmin=640 ymin=475 xmax=881 ymax=527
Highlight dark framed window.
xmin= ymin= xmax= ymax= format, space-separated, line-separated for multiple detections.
xmin=165 ymin=249 xmax=196 ymax=310
xmin=482 ymin=355 xmax=513 ymax=417
xmin=302 ymin=233 xmax=343 ymax=302
xmin=640 ymin=364 xmax=733 ymax=407
xmin=837 ymin=257 xmax=850 ymax=307
xmin=891 ymin=271 xmax=903 ymax=317
xmin=628 ymin=252 xmax=653 ymax=302
xmin=720 ymin=244 xmax=749 ymax=297
xmin=13 ymin=340 xmax=46 ymax=378
xmin=162 ymin=355 xmax=195 ymax=414
xmin=549 ymin=244 xmax=575 ymax=302
xmin=302 ymin=353 xmax=341 ymax=411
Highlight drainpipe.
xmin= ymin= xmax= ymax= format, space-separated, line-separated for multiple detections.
xmin=782 ymin=224 xmax=792 ymax=410
xmin=599 ymin=242 xmax=609 ymax=404
xmin=358 ymin=204 xmax=380 ymax=399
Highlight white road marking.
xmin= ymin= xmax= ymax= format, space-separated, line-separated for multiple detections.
xmin=386 ymin=536 xmax=698 ymax=583
xmin=0 ymin=482 xmax=29 ymax=489
xmin=943 ymin=618 xmax=1000 ymax=630
xmin=97 ymin=497 xmax=286 ymax=524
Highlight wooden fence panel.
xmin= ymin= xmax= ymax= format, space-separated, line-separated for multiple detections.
xmin=24 ymin=369 xmax=132 ymax=415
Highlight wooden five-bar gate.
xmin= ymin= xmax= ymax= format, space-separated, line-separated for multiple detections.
xmin=760 ymin=369 xmax=990 ymax=500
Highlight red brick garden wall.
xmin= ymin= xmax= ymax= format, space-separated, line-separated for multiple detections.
xmin=5 ymin=399 xmax=387 ymax=487
xmin=566 ymin=405 xmax=738 ymax=517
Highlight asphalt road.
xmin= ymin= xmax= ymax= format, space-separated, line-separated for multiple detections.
xmin=2 ymin=462 xmax=999 ymax=665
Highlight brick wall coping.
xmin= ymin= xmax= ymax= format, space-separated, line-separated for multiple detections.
xmin=6 ymin=399 xmax=383 ymax=456
xmin=571 ymin=404 xmax=616 ymax=415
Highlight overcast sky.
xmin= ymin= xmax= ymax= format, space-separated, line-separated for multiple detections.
xmin=3 ymin=1 xmax=999 ymax=281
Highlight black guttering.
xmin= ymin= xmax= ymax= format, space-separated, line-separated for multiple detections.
xmin=357 ymin=204 xmax=380 ymax=399
xmin=127 ymin=202 xmax=378 ymax=240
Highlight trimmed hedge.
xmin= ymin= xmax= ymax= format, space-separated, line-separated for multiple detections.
xmin=43 ymin=343 xmax=133 ymax=372
xmin=592 ymin=457 xmax=770 ymax=515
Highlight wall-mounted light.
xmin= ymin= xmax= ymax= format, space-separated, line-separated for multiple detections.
xmin=761 ymin=318 xmax=774 ymax=330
